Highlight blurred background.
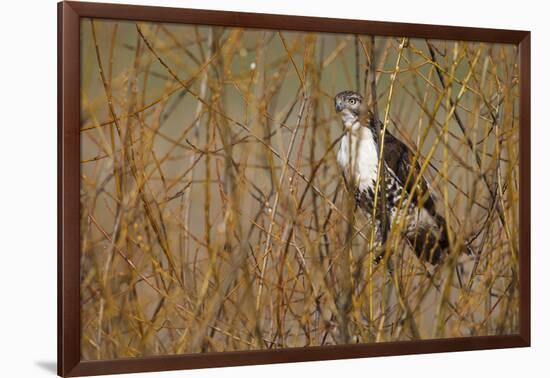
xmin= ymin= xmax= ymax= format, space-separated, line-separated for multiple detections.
xmin=80 ymin=17 xmax=519 ymax=360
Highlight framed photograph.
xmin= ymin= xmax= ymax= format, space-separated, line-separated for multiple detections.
xmin=58 ymin=1 xmax=530 ymax=376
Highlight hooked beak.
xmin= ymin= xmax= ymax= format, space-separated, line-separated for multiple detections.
xmin=335 ymin=102 xmax=344 ymax=113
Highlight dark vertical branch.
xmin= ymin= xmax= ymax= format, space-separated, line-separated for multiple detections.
xmin=368 ymin=37 xmax=379 ymax=119
xmin=311 ymin=37 xmax=324 ymax=258
xmin=369 ymin=36 xmax=389 ymax=244
xmin=355 ymin=35 xmax=361 ymax=93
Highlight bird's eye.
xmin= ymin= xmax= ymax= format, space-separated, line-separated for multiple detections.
xmin=349 ymin=99 xmax=356 ymax=105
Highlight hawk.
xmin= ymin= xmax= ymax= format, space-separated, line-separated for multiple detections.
xmin=334 ymin=90 xmax=448 ymax=265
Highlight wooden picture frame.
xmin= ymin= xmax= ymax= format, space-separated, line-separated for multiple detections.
xmin=58 ymin=1 xmax=530 ymax=376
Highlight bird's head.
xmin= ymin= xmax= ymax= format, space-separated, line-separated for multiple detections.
xmin=334 ymin=90 xmax=363 ymax=115
xmin=334 ymin=90 xmax=364 ymax=131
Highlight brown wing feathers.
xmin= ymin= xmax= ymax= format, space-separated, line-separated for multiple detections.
xmin=366 ymin=114 xmax=448 ymax=264
xmin=366 ymin=114 xmax=436 ymax=216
